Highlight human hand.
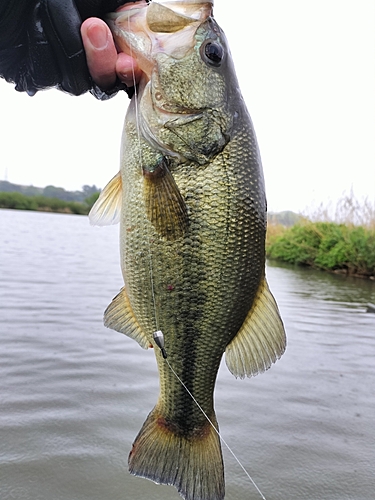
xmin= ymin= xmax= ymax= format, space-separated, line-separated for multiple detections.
xmin=81 ymin=17 xmax=142 ymax=91
xmin=0 ymin=0 xmax=142 ymax=98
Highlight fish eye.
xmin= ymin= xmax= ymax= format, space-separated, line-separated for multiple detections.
xmin=201 ymin=41 xmax=224 ymax=67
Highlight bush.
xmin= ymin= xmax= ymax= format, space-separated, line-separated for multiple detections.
xmin=266 ymin=223 xmax=287 ymax=249
xmin=267 ymin=221 xmax=375 ymax=277
xmin=84 ymin=191 xmax=100 ymax=210
xmin=0 ymin=192 xmax=89 ymax=215
xmin=0 ymin=192 xmax=38 ymax=210
xmin=267 ymin=222 xmax=322 ymax=266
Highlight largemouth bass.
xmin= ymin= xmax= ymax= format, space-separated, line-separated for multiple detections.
xmin=90 ymin=1 xmax=286 ymax=499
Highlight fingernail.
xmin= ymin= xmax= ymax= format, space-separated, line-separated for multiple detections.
xmin=87 ymin=24 xmax=109 ymax=50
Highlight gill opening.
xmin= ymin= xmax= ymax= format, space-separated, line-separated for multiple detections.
xmin=127 ymin=10 xmax=267 ymax=500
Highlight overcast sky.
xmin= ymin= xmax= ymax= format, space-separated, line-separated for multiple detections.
xmin=0 ymin=0 xmax=374 ymax=213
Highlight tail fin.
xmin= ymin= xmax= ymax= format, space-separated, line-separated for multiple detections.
xmin=128 ymin=407 xmax=225 ymax=500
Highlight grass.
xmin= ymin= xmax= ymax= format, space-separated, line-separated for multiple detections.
xmin=266 ymin=193 xmax=375 ymax=278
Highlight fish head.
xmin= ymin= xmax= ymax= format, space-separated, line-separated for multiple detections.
xmin=108 ymin=0 xmax=237 ymax=164
xmin=107 ymin=1 xmax=214 ymax=76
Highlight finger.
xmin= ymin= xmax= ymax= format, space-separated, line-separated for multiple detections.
xmin=81 ymin=18 xmax=117 ymax=89
xmin=116 ymin=52 xmax=143 ymax=88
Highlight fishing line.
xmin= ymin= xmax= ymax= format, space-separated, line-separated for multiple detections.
xmin=127 ymin=13 xmax=160 ymax=333
xmin=165 ymin=357 xmax=268 ymax=500
xmin=127 ymin=6 xmax=266 ymax=500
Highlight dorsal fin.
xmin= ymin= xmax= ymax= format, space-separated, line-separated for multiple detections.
xmin=225 ymin=277 xmax=286 ymax=378
xmin=89 ymin=172 xmax=122 ymax=226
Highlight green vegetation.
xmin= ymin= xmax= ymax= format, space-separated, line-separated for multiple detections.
xmin=0 ymin=180 xmax=99 ymax=203
xmin=0 ymin=192 xmax=94 ymax=215
xmin=84 ymin=191 xmax=100 ymax=210
xmin=267 ymin=194 xmax=375 ymax=279
xmin=0 ymin=181 xmax=101 ymax=215
xmin=267 ymin=221 xmax=375 ymax=277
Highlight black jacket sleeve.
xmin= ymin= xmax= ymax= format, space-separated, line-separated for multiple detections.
xmin=0 ymin=0 xmax=135 ymax=98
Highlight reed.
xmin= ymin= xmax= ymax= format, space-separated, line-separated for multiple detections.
xmin=303 ymin=189 xmax=375 ymax=230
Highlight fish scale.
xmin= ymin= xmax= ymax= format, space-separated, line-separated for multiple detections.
xmin=90 ymin=2 xmax=286 ymax=499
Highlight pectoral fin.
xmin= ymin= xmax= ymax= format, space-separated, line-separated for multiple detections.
xmin=89 ymin=172 xmax=122 ymax=226
xmin=225 ymin=278 xmax=286 ymax=378
xmin=143 ymin=158 xmax=188 ymax=240
xmin=104 ymin=287 xmax=150 ymax=350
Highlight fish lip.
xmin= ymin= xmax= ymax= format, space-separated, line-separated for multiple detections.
xmin=147 ymin=0 xmax=214 ymax=20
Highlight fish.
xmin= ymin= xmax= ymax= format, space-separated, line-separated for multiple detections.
xmin=89 ymin=1 xmax=286 ymax=499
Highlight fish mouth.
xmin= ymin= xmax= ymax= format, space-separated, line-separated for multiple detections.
xmin=116 ymin=0 xmax=214 ymax=17
xmin=148 ymin=0 xmax=214 ymax=20
xmin=107 ymin=0 xmax=213 ymax=76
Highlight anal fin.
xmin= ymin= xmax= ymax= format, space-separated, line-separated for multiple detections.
xmin=225 ymin=277 xmax=286 ymax=378
xmin=143 ymin=158 xmax=188 ymax=240
xmin=104 ymin=287 xmax=150 ymax=350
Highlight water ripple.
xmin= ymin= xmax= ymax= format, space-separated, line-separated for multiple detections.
xmin=1 ymin=210 xmax=374 ymax=500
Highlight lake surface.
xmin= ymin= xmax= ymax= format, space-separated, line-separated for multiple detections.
xmin=1 ymin=209 xmax=374 ymax=500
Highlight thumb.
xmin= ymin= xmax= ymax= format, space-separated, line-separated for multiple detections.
xmin=81 ymin=18 xmax=117 ymax=89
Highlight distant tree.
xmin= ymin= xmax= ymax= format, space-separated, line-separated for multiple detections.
xmin=0 ymin=180 xmax=21 ymax=193
xmin=84 ymin=192 xmax=100 ymax=210
xmin=43 ymin=185 xmax=69 ymax=200
xmin=82 ymin=185 xmax=100 ymax=197
xmin=1 ymin=181 xmax=101 ymax=204
xmin=22 ymin=185 xmax=43 ymax=196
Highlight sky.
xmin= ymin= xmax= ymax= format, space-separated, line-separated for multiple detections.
xmin=0 ymin=0 xmax=374 ymax=214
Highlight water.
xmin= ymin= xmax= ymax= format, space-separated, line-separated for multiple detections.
xmin=1 ymin=209 xmax=374 ymax=500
